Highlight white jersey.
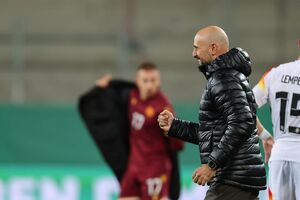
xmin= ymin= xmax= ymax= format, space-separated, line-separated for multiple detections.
xmin=253 ymin=60 xmax=300 ymax=163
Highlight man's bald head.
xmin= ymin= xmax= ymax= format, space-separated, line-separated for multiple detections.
xmin=196 ymin=26 xmax=229 ymax=52
xmin=193 ymin=26 xmax=229 ymax=66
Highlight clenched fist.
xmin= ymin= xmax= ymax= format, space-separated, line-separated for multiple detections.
xmin=157 ymin=110 xmax=175 ymax=134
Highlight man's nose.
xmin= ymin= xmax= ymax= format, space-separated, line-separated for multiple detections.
xmin=192 ymin=49 xmax=197 ymax=58
xmin=145 ymin=84 xmax=152 ymax=90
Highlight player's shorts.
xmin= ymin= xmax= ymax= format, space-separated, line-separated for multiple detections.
xmin=268 ymin=160 xmax=300 ymax=200
xmin=119 ymin=158 xmax=172 ymax=200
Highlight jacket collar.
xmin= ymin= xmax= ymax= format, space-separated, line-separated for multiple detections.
xmin=199 ymin=48 xmax=252 ymax=79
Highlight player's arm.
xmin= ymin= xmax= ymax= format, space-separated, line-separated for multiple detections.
xmin=253 ymin=71 xmax=274 ymax=162
xmin=257 ymin=118 xmax=272 ymax=140
xmin=207 ymin=78 xmax=255 ymax=169
xmin=158 ymin=110 xmax=199 ymax=145
xmin=252 ymin=70 xmax=273 ymax=140
xmin=257 ymin=118 xmax=274 ymax=163
xmin=96 ymin=74 xmax=113 ymax=88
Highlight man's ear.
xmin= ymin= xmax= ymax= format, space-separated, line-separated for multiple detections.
xmin=210 ymin=43 xmax=218 ymax=55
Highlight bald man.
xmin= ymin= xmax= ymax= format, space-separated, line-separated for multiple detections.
xmin=158 ymin=26 xmax=266 ymax=200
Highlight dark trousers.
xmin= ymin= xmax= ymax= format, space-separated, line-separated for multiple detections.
xmin=205 ymin=183 xmax=259 ymax=200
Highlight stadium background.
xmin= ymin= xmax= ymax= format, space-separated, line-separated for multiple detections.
xmin=0 ymin=0 xmax=299 ymax=199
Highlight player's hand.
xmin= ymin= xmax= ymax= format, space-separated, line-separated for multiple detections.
xmin=96 ymin=74 xmax=112 ymax=88
xmin=192 ymin=164 xmax=216 ymax=186
xmin=263 ymin=137 xmax=274 ymax=163
xmin=157 ymin=110 xmax=174 ymax=133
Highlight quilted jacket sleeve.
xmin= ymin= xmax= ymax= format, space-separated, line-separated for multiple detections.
xmin=208 ymin=75 xmax=255 ymax=168
xmin=168 ymin=118 xmax=199 ymax=145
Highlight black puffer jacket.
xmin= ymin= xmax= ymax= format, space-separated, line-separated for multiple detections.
xmin=169 ymin=48 xmax=266 ymax=191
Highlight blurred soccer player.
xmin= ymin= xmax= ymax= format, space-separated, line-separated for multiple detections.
xmin=79 ymin=62 xmax=183 ymax=200
xmin=253 ymin=40 xmax=300 ymax=200
xmin=158 ymin=26 xmax=266 ymax=200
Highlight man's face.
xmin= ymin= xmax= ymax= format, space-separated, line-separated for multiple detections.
xmin=192 ymin=35 xmax=214 ymax=66
xmin=136 ymin=69 xmax=161 ymax=100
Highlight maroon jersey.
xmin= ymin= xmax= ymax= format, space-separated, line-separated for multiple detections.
xmin=120 ymin=88 xmax=183 ymax=199
xmin=128 ymin=89 xmax=175 ymax=166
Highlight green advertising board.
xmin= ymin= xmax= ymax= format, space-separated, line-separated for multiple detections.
xmin=0 ymin=165 xmax=268 ymax=200
xmin=0 ymin=104 xmax=271 ymax=200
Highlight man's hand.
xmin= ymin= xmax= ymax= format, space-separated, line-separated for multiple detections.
xmin=192 ymin=164 xmax=216 ymax=186
xmin=157 ymin=110 xmax=174 ymax=133
xmin=96 ymin=74 xmax=112 ymax=88
xmin=263 ymin=137 xmax=274 ymax=163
